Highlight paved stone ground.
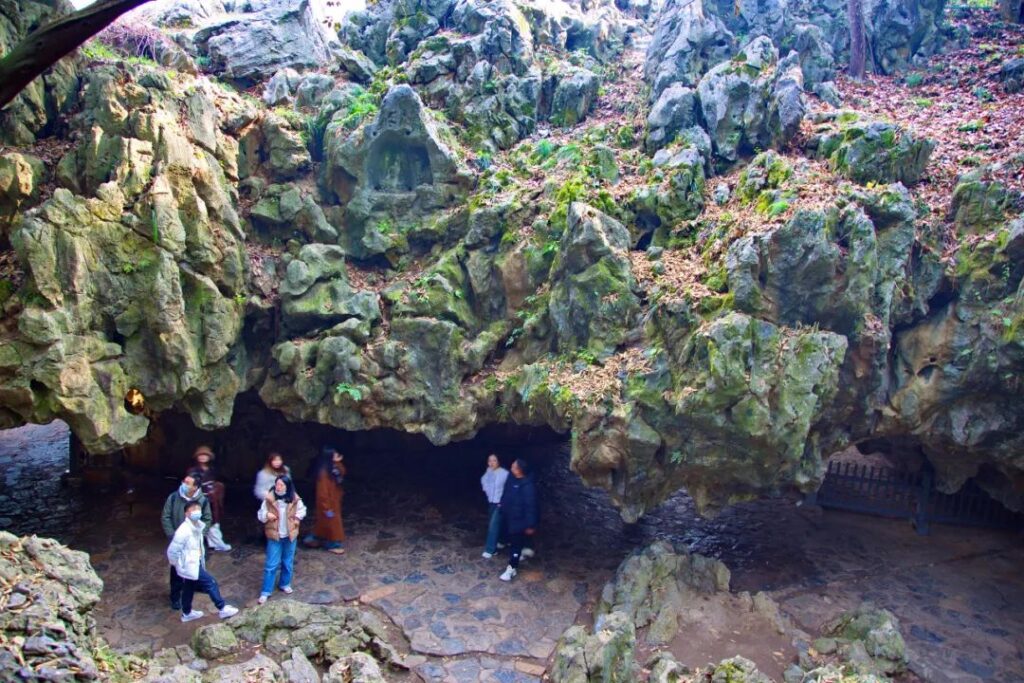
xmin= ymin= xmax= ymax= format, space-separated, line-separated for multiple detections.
xmin=1 ymin=422 xmax=1022 ymax=682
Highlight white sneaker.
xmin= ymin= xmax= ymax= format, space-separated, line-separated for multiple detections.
xmin=521 ymin=548 xmax=535 ymax=559
xmin=499 ymin=566 xmax=516 ymax=582
xmin=280 ymin=586 xmax=293 ymax=594
xmin=218 ymin=605 xmax=239 ymax=619
xmin=482 ymin=552 xmax=493 ymax=559
xmin=181 ymin=610 xmax=204 ymax=623
xmin=257 ymin=595 xmax=268 ymax=605
xmin=496 ymin=543 xmax=507 ymax=549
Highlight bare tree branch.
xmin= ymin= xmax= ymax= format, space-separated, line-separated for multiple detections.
xmin=0 ymin=0 xmax=155 ymax=110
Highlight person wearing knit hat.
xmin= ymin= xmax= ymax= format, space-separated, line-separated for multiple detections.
xmin=192 ymin=445 xmax=231 ymax=552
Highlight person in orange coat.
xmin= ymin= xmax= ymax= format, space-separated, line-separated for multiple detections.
xmin=303 ymin=446 xmax=347 ymax=554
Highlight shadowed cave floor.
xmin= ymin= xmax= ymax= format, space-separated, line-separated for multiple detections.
xmin=1 ymin=422 xmax=1022 ymax=682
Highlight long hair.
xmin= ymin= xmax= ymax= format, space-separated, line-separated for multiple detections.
xmin=309 ymin=445 xmax=342 ymax=481
xmin=272 ymin=474 xmax=296 ymax=502
xmin=264 ymin=452 xmax=288 ymax=474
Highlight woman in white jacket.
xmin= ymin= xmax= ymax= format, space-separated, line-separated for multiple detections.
xmin=167 ymin=501 xmax=239 ymax=623
xmin=480 ymin=454 xmax=509 ymax=559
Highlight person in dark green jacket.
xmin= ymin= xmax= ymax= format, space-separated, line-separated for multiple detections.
xmin=161 ymin=471 xmax=213 ymax=610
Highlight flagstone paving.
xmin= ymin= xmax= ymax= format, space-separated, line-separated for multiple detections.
xmin=2 ymin=422 xmax=1022 ymax=682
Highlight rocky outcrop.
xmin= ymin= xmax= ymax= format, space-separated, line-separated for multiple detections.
xmin=644 ymin=0 xmax=734 ymax=98
xmin=0 ymin=532 xmax=126 ymax=681
xmin=0 ymin=1 xmax=80 ymax=146
xmin=191 ymin=0 xmax=340 ymax=86
xmin=321 ymin=85 xmax=475 ymax=259
xmin=696 ymin=37 xmax=806 ymax=166
xmin=807 ymin=111 xmax=935 ymax=185
xmin=0 ymin=64 xmax=248 ymax=451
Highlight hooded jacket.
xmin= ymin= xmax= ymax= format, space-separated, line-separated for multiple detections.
xmin=500 ymin=474 xmax=538 ymax=534
xmin=161 ymin=487 xmax=213 ymax=538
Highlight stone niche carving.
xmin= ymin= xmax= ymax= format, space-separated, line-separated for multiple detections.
xmin=326 ymin=85 xmax=474 ymax=211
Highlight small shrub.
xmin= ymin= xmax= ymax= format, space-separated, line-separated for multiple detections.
xmin=904 ymin=72 xmax=924 ymax=87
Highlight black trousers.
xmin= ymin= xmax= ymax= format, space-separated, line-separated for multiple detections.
xmin=508 ymin=531 xmax=526 ymax=569
xmin=181 ymin=566 xmax=226 ymax=614
xmin=169 ymin=565 xmax=183 ymax=608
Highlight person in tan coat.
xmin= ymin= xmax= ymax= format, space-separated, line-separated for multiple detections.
xmin=303 ymin=446 xmax=347 ymax=554
xmin=257 ymin=475 xmax=306 ymax=604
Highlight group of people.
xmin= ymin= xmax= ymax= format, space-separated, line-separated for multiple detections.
xmin=161 ymin=445 xmax=349 ymax=622
xmin=161 ymin=445 xmax=540 ymax=625
xmin=480 ymin=454 xmax=539 ymax=582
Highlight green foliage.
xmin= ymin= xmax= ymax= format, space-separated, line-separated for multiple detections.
xmin=904 ymin=72 xmax=924 ymax=88
xmin=80 ymin=41 xmax=118 ymax=61
xmin=531 ymin=139 xmax=557 ymax=164
xmin=957 ymin=120 xmax=985 ymax=133
xmin=575 ymin=348 xmax=598 ymax=365
xmin=911 ymin=97 xmax=934 ymax=108
xmin=335 ymin=383 xmax=363 ymax=401
xmin=973 ymin=86 xmax=995 ymax=102
xmin=340 ymin=88 xmax=380 ymax=130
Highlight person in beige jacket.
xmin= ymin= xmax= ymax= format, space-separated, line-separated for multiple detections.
xmin=257 ymin=475 xmax=307 ymax=604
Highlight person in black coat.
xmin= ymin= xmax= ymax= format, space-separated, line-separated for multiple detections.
xmin=498 ymin=458 xmax=538 ymax=582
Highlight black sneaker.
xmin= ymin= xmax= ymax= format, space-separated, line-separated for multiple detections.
xmin=170 ymin=601 xmax=181 ymax=611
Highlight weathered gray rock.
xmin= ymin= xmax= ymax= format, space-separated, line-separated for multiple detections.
xmin=548 ymin=203 xmax=640 ymax=357
xmin=279 ymin=244 xmax=381 ymax=335
xmin=296 ymin=74 xmax=337 ymax=109
xmin=949 ymin=171 xmax=1021 ymax=232
xmin=322 ymin=85 xmax=474 ymax=258
xmin=193 ymin=623 xmax=239 ymax=659
xmin=324 ymin=652 xmax=386 ymax=682
xmin=337 ymin=46 xmax=379 ymax=84
xmin=0 ymin=152 xmax=45 ymax=241
xmin=645 ymin=84 xmax=699 ymax=153
xmin=263 ymin=68 xmax=301 ymax=106
xmin=202 ymin=653 xmax=283 ymax=683
xmin=596 ymin=541 xmax=730 ymax=645
xmin=193 ymin=0 xmax=339 ymax=86
xmin=548 ymin=67 xmax=601 ymax=127
xmin=0 ymin=1 xmax=80 ymax=146
xmin=825 ymin=604 xmax=907 ymax=676
xmin=282 ymin=646 xmax=319 ymax=683
xmin=697 ymin=37 xmax=804 ymax=166
xmin=550 ymin=611 xmax=638 ymax=683
xmin=792 ymin=23 xmax=835 ymax=88
xmin=645 ymin=0 xmax=734 ymax=98
xmin=0 ymin=533 xmax=105 ymax=681
xmin=999 ymin=57 xmax=1024 ymax=94
xmin=808 ymin=111 xmax=935 ymax=185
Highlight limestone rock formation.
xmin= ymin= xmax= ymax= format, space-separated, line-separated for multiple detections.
xmin=322 ymin=84 xmax=475 ymax=259
xmin=191 ymin=0 xmax=340 ymax=86
xmin=0 ymin=532 xmax=123 ymax=681
xmin=0 ymin=1 xmax=81 ymax=146
xmin=696 ymin=37 xmax=806 ymax=166
xmin=807 ymin=111 xmax=935 ymax=186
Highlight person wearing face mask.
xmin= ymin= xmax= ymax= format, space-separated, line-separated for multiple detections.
xmin=161 ymin=471 xmax=213 ymax=611
xmin=302 ymin=446 xmax=347 ymax=555
xmin=167 ymin=501 xmax=239 ymax=623
xmin=256 ymin=475 xmax=307 ymax=604
xmin=480 ymin=453 xmax=508 ymax=559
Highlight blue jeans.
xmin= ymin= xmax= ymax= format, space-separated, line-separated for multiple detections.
xmin=181 ymin=566 xmax=225 ymax=614
xmin=261 ymin=537 xmax=297 ymax=596
xmin=485 ymin=504 xmax=502 ymax=554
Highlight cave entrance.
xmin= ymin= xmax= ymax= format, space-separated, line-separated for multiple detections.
xmin=0 ymin=421 xmax=80 ymax=541
xmin=809 ymin=444 xmax=1024 ymax=534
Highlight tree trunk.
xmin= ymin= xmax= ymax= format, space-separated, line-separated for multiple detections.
xmin=0 ymin=0 xmax=154 ymax=111
xmin=848 ymin=0 xmax=866 ymax=80
xmin=998 ymin=0 xmax=1024 ymax=23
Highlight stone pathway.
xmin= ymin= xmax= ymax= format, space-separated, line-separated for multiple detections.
xmin=2 ymin=421 xmax=1022 ymax=682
